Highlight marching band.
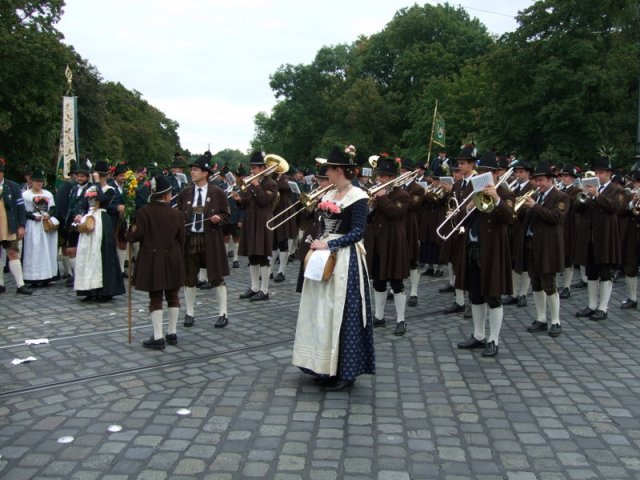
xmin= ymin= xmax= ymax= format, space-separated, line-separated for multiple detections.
xmin=1 ymin=145 xmax=640 ymax=383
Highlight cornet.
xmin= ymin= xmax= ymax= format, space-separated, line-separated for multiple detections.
xmin=366 ymin=170 xmax=418 ymax=198
xmin=514 ymin=188 xmax=540 ymax=212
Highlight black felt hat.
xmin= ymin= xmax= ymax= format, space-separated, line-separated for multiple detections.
xmin=31 ymin=169 xmax=46 ymax=181
xmin=76 ymin=158 xmax=92 ymax=175
xmin=237 ymin=164 xmax=248 ymax=177
xmin=511 ymin=159 xmax=532 ymax=172
xmin=401 ymin=157 xmax=414 ymax=171
xmin=559 ymin=163 xmax=579 ymax=178
xmin=454 ymin=145 xmax=476 ymax=162
xmin=189 ymin=155 xmax=212 ymax=173
xmin=171 ymin=153 xmax=187 ymax=169
xmin=249 ymin=151 xmax=266 ymax=166
xmin=325 ymin=146 xmax=354 ymax=166
xmin=532 ymin=160 xmax=556 ymax=178
xmin=316 ymin=164 xmax=329 ymax=179
xmin=150 ymin=174 xmax=172 ymax=198
xmin=376 ymin=156 xmax=400 ymax=176
xmin=591 ymin=157 xmax=613 ymax=171
xmin=476 ymin=151 xmax=498 ymax=171
xmin=113 ymin=163 xmax=128 ymax=176
xmin=93 ymin=160 xmax=110 ymax=175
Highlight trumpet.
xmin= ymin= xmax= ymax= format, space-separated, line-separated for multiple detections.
xmin=366 ymin=170 xmax=419 ymax=198
xmin=234 ymin=154 xmax=289 ymax=193
xmin=266 ymin=183 xmax=336 ymax=231
xmin=514 ymin=188 xmax=540 ymax=212
xmin=425 ymin=184 xmax=445 ymax=200
xmin=436 ymin=167 xmax=514 ymax=241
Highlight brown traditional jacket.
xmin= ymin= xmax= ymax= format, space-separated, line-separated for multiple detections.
xmin=510 ymin=180 xmax=535 ymax=273
xmin=559 ymin=183 xmax=580 ymax=262
xmin=403 ymin=180 xmax=425 ymax=265
xmin=524 ymin=187 xmax=569 ymax=276
xmin=365 ymin=187 xmax=410 ymax=280
xmin=176 ymin=183 xmax=231 ymax=282
xmin=272 ymin=174 xmax=298 ymax=242
xmin=237 ymin=176 xmax=278 ymax=257
xmin=574 ymin=182 xmax=625 ymax=265
xmin=126 ymin=201 xmax=185 ymax=292
xmin=454 ymin=185 xmax=515 ymax=297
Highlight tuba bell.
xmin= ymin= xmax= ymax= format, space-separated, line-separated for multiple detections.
xmin=236 ymin=154 xmax=289 ymax=191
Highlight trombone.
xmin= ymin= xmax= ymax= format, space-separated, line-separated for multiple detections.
xmin=436 ymin=167 xmax=514 ymax=241
xmin=233 ymin=154 xmax=289 ymax=194
xmin=366 ymin=170 xmax=419 ymax=198
xmin=266 ymin=184 xmax=336 ymax=231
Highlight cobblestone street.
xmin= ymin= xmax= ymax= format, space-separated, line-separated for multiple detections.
xmin=1 ymin=264 xmax=639 ymax=479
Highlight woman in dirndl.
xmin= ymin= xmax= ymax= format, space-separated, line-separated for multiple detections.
xmin=292 ymin=146 xmax=375 ymax=391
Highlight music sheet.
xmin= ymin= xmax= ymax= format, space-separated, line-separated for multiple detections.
xmin=470 ymin=172 xmax=494 ymax=192
xmin=304 ymin=250 xmax=331 ymax=282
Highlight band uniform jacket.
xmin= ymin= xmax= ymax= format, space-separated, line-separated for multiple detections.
xmin=403 ymin=180 xmax=424 ymax=265
xmin=511 ymin=181 xmax=536 ymax=273
xmin=176 ymin=183 xmax=231 ymax=280
xmin=573 ymin=182 xmax=625 ymax=265
xmin=272 ymin=174 xmax=298 ymax=242
xmin=419 ymin=185 xmax=446 ymax=249
xmin=449 ymin=178 xmax=474 ymax=281
xmin=620 ymin=191 xmax=639 ymax=271
xmin=523 ymin=187 xmax=569 ymax=276
xmin=559 ymin=183 xmax=579 ymax=263
xmin=126 ymin=200 xmax=185 ymax=291
xmin=454 ymin=185 xmax=515 ymax=298
xmin=365 ymin=187 xmax=410 ymax=280
xmin=237 ymin=175 xmax=278 ymax=257
xmin=1 ymin=178 xmax=27 ymax=234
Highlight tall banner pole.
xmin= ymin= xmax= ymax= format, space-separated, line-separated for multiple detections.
xmin=56 ymin=66 xmax=79 ymax=189
xmin=128 ymin=246 xmax=132 ymax=344
xmin=426 ymin=99 xmax=438 ymax=169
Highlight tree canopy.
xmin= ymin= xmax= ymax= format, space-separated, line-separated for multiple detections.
xmin=0 ymin=0 xmax=183 ymax=181
xmin=253 ymin=1 xmax=640 ymax=171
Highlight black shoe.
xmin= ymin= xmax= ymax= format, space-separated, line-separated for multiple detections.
xmin=387 ymin=290 xmax=394 ymax=299
xmin=573 ymin=279 xmax=588 ymax=289
xmin=463 ymin=305 xmax=472 ymax=319
xmin=81 ymin=294 xmax=97 ymax=302
xmin=269 ymin=273 xmax=274 ymax=279
xmin=228 ymin=250 xmax=233 ymax=258
xmin=433 ymin=270 xmax=443 ymax=277
xmin=274 ymin=273 xmax=285 ymax=283
xmin=576 ymin=307 xmax=595 ymax=318
xmin=0 ymin=285 xmax=5 ymax=294
xmin=559 ymin=287 xmax=570 ymax=299
xmin=122 ymin=272 xmax=128 ymax=279
xmin=590 ymin=309 xmax=607 ymax=321
xmin=312 ymin=376 xmax=334 ymax=386
xmin=199 ymin=281 xmax=213 ymax=290
xmin=421 ymin=268 xmax=435 ymax=276
xmin=548 ymin=324 xmax=561 ymax=337
xmin=408 ymin=295 xmax=418 ymax=306
xmin=527 ymin=321 xmax=548 ymax=333
xmin=196 ymin=280 xmax=205 ymax=288
xmin=239 ymin=289 xmax=258 ymax=299
xmin=517 ymin=295 xmax=527 ymax=307
xmin=165 ymin=334 xmax=178 ymax=345
xmin=66 ymin=275 xmax=74 ymax=287
xmin=16 ymin=285 xmax=33 ymax=295
xmin=393 ymin=321 xmax=406 ymax=336
xmin=324 ymin=378 xmax=354 ymax=391
xmin=143 ymin=336 xmax=166 ymax=350
xmin=183 ymin=315 xmax=194 ymax=327
xmin=439 ymin=284 xmax=455 ymax=293
xmin=621 ymin=299 xmax=637 ymax=309
xmin=444 ymin=302 xmax=464 ymax=314
xmin=232 ymin=261 xmax=239 ymax=268
xmin=250 ymin=291 xmax=269 ymax=302
xmin=215 ymin=314 xmax=228 ymax=328
xmin=502 ymin=296 xmax=517 ymax=306
xmin=373 ymin=317 xmax=385 ymax=328
xmin=481 ymin=341 xmax=498 ymax=357
xmin=457 ymin=335 xmax=486 ymax=349
xmin=94 ymin=295 xmax=113 ymax=303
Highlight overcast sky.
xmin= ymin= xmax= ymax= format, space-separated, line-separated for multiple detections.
xmin=57 ymin=0 xmax=533 ymax=156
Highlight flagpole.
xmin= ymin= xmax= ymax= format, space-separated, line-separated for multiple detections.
xmin=427 ymin=100 xmax=438 ymax=169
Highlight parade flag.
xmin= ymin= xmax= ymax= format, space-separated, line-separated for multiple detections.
xmin=433 ymin=115 xmax=446 ymax=147
xmin=56 ymin=95 xmax=79 ymax=187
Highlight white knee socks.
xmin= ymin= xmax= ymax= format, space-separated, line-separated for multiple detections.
xmin=409 ymin=269 xmax=419 ymax=297
xmin=394 ymin=292 xmax=406 ymax=323
xmin=260 ymin=265 xmax=270 ymax=293
xmin=532 ymin=290 xmax=547 ymax=323
xmin=598 ymin=280 xmax=613 ymax=312
xmin=167 ymin=307 xmax=179 ymax=335
xmin=626 ymin=276 xmax=637 ymax=302
xmin=374 ymin=290 xmax=387 ymax=319
xmin=548 ymin=292 xmax=560 ymax=325
xmin=471 ymin=304 xmax=487 ymax=341
xmin=184 ymin=286 xmax=196 ymax=316
xmin=250 ymin=265 xmax=260 ymax=292
xmin=487 ymin=306 xmax=503 ymax=345
xmin=151 ymin=310 xmax=163 ymax=340
xmin=9 ymin=259 xmax=25 ymax=288
xmin=216 ymin=285 xmax=228 ymax=316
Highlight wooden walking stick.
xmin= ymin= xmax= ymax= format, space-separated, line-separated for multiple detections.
xmin=127 ymin=244 xmax=132 ymax=343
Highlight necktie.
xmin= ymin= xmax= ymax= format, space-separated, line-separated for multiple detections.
xmin=597 ymin=185 xmax=604 ymax=193
xmin=461 ymin=179 xmax=467 ymax=190
xmin=195 ymin=188 xmax=203 ymax=231
xmin=514 ymin=185 xmax=521 ymax=195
